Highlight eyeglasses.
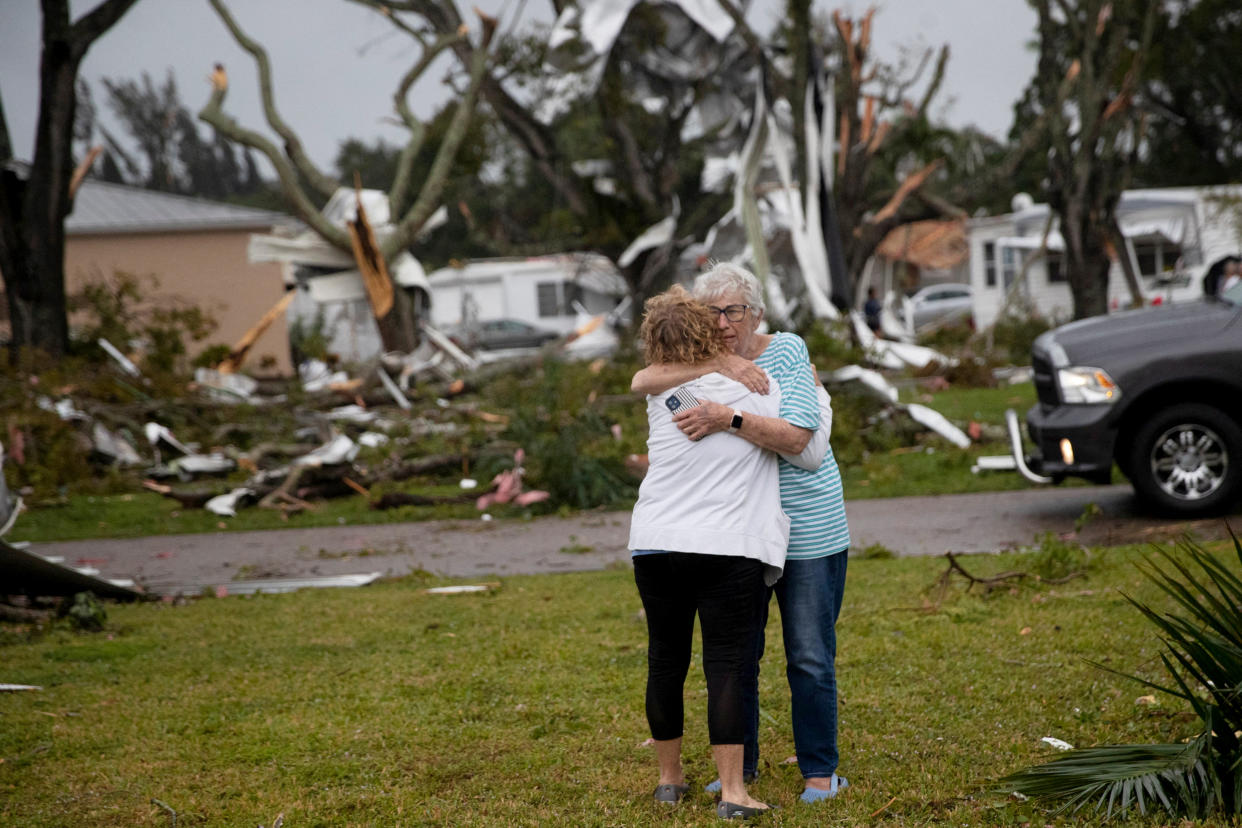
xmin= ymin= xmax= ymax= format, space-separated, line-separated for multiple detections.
xmin=710 ymin=304 xmax=750 ymax=322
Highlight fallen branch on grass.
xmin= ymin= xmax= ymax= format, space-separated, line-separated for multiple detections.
xmin=930 ymin=551 xmax=1086 ymax=597
xmin=151 ymin=798 xmax=178 ymax=827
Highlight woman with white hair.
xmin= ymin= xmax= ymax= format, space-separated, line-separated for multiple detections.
xmin=632 ymin=262 xmax=851 ymax=806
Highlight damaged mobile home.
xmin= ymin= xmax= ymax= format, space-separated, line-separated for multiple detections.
xmin=966 ymin=186 xmax=1242 ymax=327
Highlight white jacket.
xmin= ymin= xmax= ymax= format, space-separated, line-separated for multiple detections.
xmin=628 ymin=372 xmax=790 ymax=585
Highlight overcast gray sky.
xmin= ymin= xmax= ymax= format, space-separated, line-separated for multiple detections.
xmin=1 ymin=0 xmax=1038 ymax=172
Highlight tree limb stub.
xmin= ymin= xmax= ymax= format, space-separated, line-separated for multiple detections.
xmin=216 ymin=290 xmax=296 ymax=374
xmin=346 ymin=185 xmax=396 ymax=320
xmin=68 ymin=145 xmax=101 ymax=199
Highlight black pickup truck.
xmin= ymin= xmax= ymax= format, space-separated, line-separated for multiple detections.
xmin=1008 ymin=282 xmax=1242 ymax=517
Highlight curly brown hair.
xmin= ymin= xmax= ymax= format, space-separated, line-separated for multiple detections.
xmin=639 ymin=285 xmax=728 ymax=365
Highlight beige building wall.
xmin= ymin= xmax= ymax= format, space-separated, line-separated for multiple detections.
xmin=65 ymin=228 xmax=292 ymax=374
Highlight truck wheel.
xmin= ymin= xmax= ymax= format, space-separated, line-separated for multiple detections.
xmin=1127 ymin=403 xmax=1242 ymax=517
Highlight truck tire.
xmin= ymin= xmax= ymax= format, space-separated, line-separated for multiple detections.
xmin=1127 ymin=403 xmax=1242 ymax=517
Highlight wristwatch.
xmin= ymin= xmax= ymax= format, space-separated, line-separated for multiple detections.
xmin=728 ymin=409 xmax=744 ymax=433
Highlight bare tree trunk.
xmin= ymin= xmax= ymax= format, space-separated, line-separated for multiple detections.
xmin=1061 ymin=202 xmax=1111 ymax=318
xmin=0 ymin=0 xmax=141 ymax=358
xmin=788 ymin=0 xmax=811 ymax=180
xmin=1029 ymin=0 xmax=1157 ymax=321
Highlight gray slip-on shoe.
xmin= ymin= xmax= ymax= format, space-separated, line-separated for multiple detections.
xmin=716 ymin=800 xmax=774 ymax=820
xmin=653 ymin=783 xmax=690 ymax=804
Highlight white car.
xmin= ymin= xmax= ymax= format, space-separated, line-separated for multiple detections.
xmin=901 ymin=283 xmax=974 ymax=330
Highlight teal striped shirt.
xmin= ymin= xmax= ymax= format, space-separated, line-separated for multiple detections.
xmin=754 ymin=332 xmax=850 ymax=559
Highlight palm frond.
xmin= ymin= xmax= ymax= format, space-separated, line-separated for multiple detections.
xmin=1122 ymin=535 xmax=1242 ymax=736
xmin=998 ymin=733 xmax=1221 ymax=818
xmin=998 ymin=530 xmax=1242 ymax=819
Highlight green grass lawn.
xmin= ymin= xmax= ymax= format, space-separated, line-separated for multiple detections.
xmin=1 ymin=540 xmax=1226 ymax=827
xmin=8 ymin=382 xmax=1070 ymax=543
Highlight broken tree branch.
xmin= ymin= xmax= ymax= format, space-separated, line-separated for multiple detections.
xmin=869 ymin=159 xmax=942 ymax=224
xmin=915 ymin=45 xmax=949 ymax=118
xmin=68 ymin=145 xmax=102 ymax=199
xmin=931 ymin=551 xmax=1086 ymax=598
xmin=216 ymin=291 xmax=296 ymax=374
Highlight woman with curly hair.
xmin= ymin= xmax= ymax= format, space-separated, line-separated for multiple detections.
xmin=633 ymin=263 xmax=850 ymax=808
xmin=629 ymin=285 xmax=789 ymax=820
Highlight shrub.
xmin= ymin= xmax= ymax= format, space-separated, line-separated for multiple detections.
xmin=989 ymin=311 xmax=1054 ymax=366
xmin=69 ymin=269 xmax=218 ymax=378
xmin=492 ymin=357 xmax=640 ymax=510
xmin=801 ymin=318 xmax=866 ymax=371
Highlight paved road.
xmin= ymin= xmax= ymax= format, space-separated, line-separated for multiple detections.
xmin=30 ymin=483 xmax=1238 ymax=595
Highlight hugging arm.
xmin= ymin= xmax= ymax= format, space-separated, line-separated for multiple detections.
xmin=631 ymin=353 xmax=770 ymax=395
xmin=673 ymin=401 xmax=812 ymax=454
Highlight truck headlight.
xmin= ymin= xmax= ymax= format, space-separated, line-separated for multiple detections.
xmin=1057 ymin=366 xmax=1121 ymax=404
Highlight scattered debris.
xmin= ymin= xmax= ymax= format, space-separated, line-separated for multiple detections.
xmin=475 ymin=449 xmax=550 ymax=510
xmin=905 ymin=404 xmax=971 ymax=449
xmin=292 ymin=434 xmax=359 ymax=468
xmin=215 ymin=291 xmax=296 ymax=374
xmin=849 ymin=309 xmax=957 ymax=371
xmin=204 ymin=487 xmax=255 ymax=517
xmin=194 ymin=367 xmax=260 ymax=402
xmin=300 ymin=358 xmax=351 ymax=392
xmin=424 ymin=583 xmax=499 ymax=595
xmin=201 ymin=572 xmax=383 ymax=596
xmin=376 ymin=366 xmax=411 ymax=410
xmin=0 ymin=684 xmax=43 ymax=692
xmin=826 ymin=367 xmax=972 ymax=449
xmin=1041 ymin=737 xmax=1075 ymax=751
xmin=0 ymin=537 xmax=143 ymax=601
xmin=972 ymin=455 xmax=1017 ymax=474
xmin=0 ymin=442 xmax=23 ymax=537
xmin=830 ymin=365 xmax=899 ymax=402
xmin=98 ymin=337 xmax=142 ymax=377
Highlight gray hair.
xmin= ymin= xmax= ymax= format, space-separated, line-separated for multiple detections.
xmin=692 ymin=262 xmax=766 ymax=316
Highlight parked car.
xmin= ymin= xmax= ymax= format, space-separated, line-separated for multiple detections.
xmin=901 ymin=283 xmax=974 ymax=330
xmin=446 ymin=318 xmax=561 ymax=351
xmin=1008 ymin=281 xmax=1242 ymax=517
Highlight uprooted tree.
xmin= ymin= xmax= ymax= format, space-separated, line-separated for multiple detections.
xmin=0 ymin=0 xmax=143 ymax=359
xmin=197 ymin=0 xmax=495 ymax=354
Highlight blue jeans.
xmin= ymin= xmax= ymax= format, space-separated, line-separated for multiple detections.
xmin=743 ymin=552 xmax=848 ymax=779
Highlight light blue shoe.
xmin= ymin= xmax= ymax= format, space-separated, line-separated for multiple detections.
xmin=704 ymin=771 xmax=758 ymax=793
xmin=800 ymin=773 xmax=848 ymax=803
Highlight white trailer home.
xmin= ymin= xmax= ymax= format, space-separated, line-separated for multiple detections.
xmin=966 ymin=186 xmax=1242 ymax=328
xmin=425 ymin=253 xmax=629 ymax=335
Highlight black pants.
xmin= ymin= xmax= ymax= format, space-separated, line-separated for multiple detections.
xmin=633 ymin=552 xmax=767 ymax=745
